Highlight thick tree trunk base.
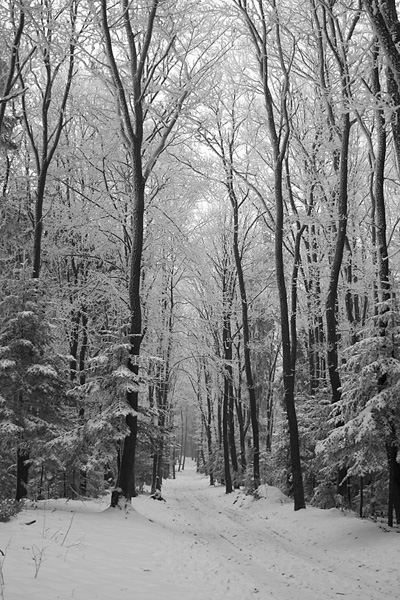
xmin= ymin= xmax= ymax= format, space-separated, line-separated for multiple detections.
xmin=110 ymin=488 xmax=133 ymax=512
xmin=16 ymin=449 xmax=30 ymax=501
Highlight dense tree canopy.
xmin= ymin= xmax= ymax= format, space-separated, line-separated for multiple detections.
xmin=1 ymin=0 xmax=400 ymax=525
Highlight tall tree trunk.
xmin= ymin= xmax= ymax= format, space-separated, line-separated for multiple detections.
xmin=235 ymin=0 xmax=305 ymax=509
xmin=116 ymin=152 xmax=145 ymax=501
xmin=222 ymin=270 xmax=233 ymax=494
xmin=228 ymin=182 xmax=260 ymax=490
xmin=79 ymin=308 xmax=88 ymax=385
xmin=101 ymin=0 xmax=147 ymax=504
xmin=32 ymin=167 xmax=49 ymax=279
xmin=222 ymin=373 xmax=233 ymax=494
xmin=386 ymin=441 xmax=400 ymax=526
xmin=275 ymin=159 xmax=305 ymax=511
xmin=153 ymin=268 xmax=174 ymax=492
xmin=317 ymin=3 xmax=357 ymax=498
xmin=182 ymin=408 xmax=188 ymax=470
xmin=101 ymin=0 xmax=189 ymax=503
xmin=79 ymin=306 xmax=88 ymax=496
xmin=363 ymin=1 xmax=400 ymax=92
xmin=15 ymin=448 xmax=30 ymax=501
xmin=69 ymin=308 xmax=81 ymax=381
xmin=204 ymin=365 xmax=215 ymax=486
xmin=370 ymin=39 xmax=399 ymax=526
xmin=234 ymin=346 xmax=247 ymax=475
xmin=226 ymin=323 xmax=239 ymax=487
xmin=325 ymin=111 xmax=351 ymax=404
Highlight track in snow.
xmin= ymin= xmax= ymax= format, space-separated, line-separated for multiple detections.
xmin=135 ymin=460 xmax=398 ymax=600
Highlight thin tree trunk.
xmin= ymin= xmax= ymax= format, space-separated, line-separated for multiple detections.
xmin=222 ymin=292 xmax=233 ymax=494
xmin=234 ymin=346 xmax=247 ymax=476
xmin=227 ymin=338 xmax=239 ymax=487
xmin=79 ymin=308 xmax=88 ymax=497
xmin=222 ymin=374 xmax=232 ymax=493
xmin=79 ymin=308 xmax=88 ymax=385
xmin=178 ymin=409 xmax=184 ymax=472
xmin=69 ymin=308 xmax=81 ymax=381
xmin=229 ymin=185 xmax=260 ymax=490
xmin=182 ymin=408 xmax=188 ymax=471
xmin=235 ymin=0 xmax=305 ymax=509
xmin=325 ymin=110 xmax=350 ymax=404
xmin=203 ymin=364 xmax=215 ymax=485
xmin=275 ymin=159 xmax=306 ymax=511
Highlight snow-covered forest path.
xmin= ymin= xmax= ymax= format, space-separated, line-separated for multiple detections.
xmin=2 ymin=460 xmax=399 ymax=600
xmin=134 ymin=460 xmax=399 ymax=600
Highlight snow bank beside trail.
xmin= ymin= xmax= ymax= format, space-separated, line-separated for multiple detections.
xmin=1 ymin=495 xmax=219 ymax=600
xmin=201 ymin=478 xmax=400 ymax=556
xmin=253 ymin=483 xmax=292 ymax=504
xmin=27 ymin=497 xmax=106 ymax=513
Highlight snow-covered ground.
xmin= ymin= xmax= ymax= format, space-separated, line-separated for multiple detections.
xmin=1 ymin=460 xmax=399 ymax=600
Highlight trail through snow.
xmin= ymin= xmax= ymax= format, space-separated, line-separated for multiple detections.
xmin=1 ymin=460 xmax=399 ymax=599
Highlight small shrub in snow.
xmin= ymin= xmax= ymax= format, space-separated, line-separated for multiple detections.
xmin=0 ymin=499 xmax=22 ymax=522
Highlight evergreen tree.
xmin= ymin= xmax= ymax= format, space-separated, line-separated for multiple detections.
xmin=318 ymin=308 xmax=400 ymax=524
xmin=0 ymin=271 xmax=67 ymax=499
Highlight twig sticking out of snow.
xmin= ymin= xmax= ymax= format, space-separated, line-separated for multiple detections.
xmin=61 ymin=512 xmax=75 ymax=546
xmin=0 ymin=545 xmax=6 ymax=600
xmin=30 ymin=544 xmax=47 ymax=578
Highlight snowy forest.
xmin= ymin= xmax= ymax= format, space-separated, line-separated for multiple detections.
xmin=1 ymin=0 xmax=400 ymax=529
